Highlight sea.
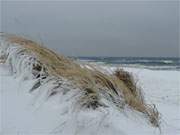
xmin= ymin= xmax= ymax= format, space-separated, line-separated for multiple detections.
xmin=75 ymin=57 xmax=180 ymax=71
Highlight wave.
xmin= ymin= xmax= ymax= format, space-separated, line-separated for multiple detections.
xmin=77 ymin=57 xmax=180 ymax=70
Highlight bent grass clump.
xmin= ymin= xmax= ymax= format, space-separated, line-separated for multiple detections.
xmin=2 ymin=33 xmax=160 ymax=128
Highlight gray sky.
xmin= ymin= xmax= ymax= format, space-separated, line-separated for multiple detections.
xmin=1 ymin=1 xmax=179 ymax=57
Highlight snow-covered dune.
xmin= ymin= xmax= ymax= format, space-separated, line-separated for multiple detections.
xmin=0 ymin=34 xmax=179 ymax=135
xmin=1 ymin=64 xmax=180 ymax=135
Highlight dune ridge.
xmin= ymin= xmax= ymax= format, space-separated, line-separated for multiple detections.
xmin=0 ymin=33 xmax=160 ymax=128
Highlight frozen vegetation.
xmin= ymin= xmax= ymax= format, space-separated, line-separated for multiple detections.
xmin=0 ymin=33 xmax=179 ymax=135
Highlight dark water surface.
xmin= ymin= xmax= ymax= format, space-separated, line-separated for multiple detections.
xmin=74 ymin=57 xmax=180 ymax=70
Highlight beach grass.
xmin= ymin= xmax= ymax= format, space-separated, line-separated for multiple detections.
xmin=5 ymin=34 xmax=160 ymax=127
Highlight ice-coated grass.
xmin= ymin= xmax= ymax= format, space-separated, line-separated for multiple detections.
xmin=0 ymin=33 xmax=160 ymax=128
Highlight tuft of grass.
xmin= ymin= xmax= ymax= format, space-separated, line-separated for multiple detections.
xmin=114 ymin=69 xmax=160 ymax=127
xmin=5 ymin=34 xmax=160 ymax=127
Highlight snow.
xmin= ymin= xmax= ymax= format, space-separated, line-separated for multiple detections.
xmin=0 ymin=63 xmax=180 ymax=135
xmin=102 ymin=66 xmax=180 ymax=134
xmin=0 ymin=33 xmax=179 ymax=135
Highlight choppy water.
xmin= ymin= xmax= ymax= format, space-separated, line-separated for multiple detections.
xmin=75 ymin=57 xmax=180 ymax=70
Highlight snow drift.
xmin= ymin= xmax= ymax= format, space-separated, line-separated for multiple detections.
xmin=0 ymin=33 xmax=162 ymax=134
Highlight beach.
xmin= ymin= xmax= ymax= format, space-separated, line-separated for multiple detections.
xmin=0 ymin=34 xmax=179 ymax=135
xmin=0 ymin=62 xmax=179 ymax=135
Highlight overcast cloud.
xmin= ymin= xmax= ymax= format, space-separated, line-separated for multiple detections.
xmin=1 ymin=1 xmax=179 ymax=57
